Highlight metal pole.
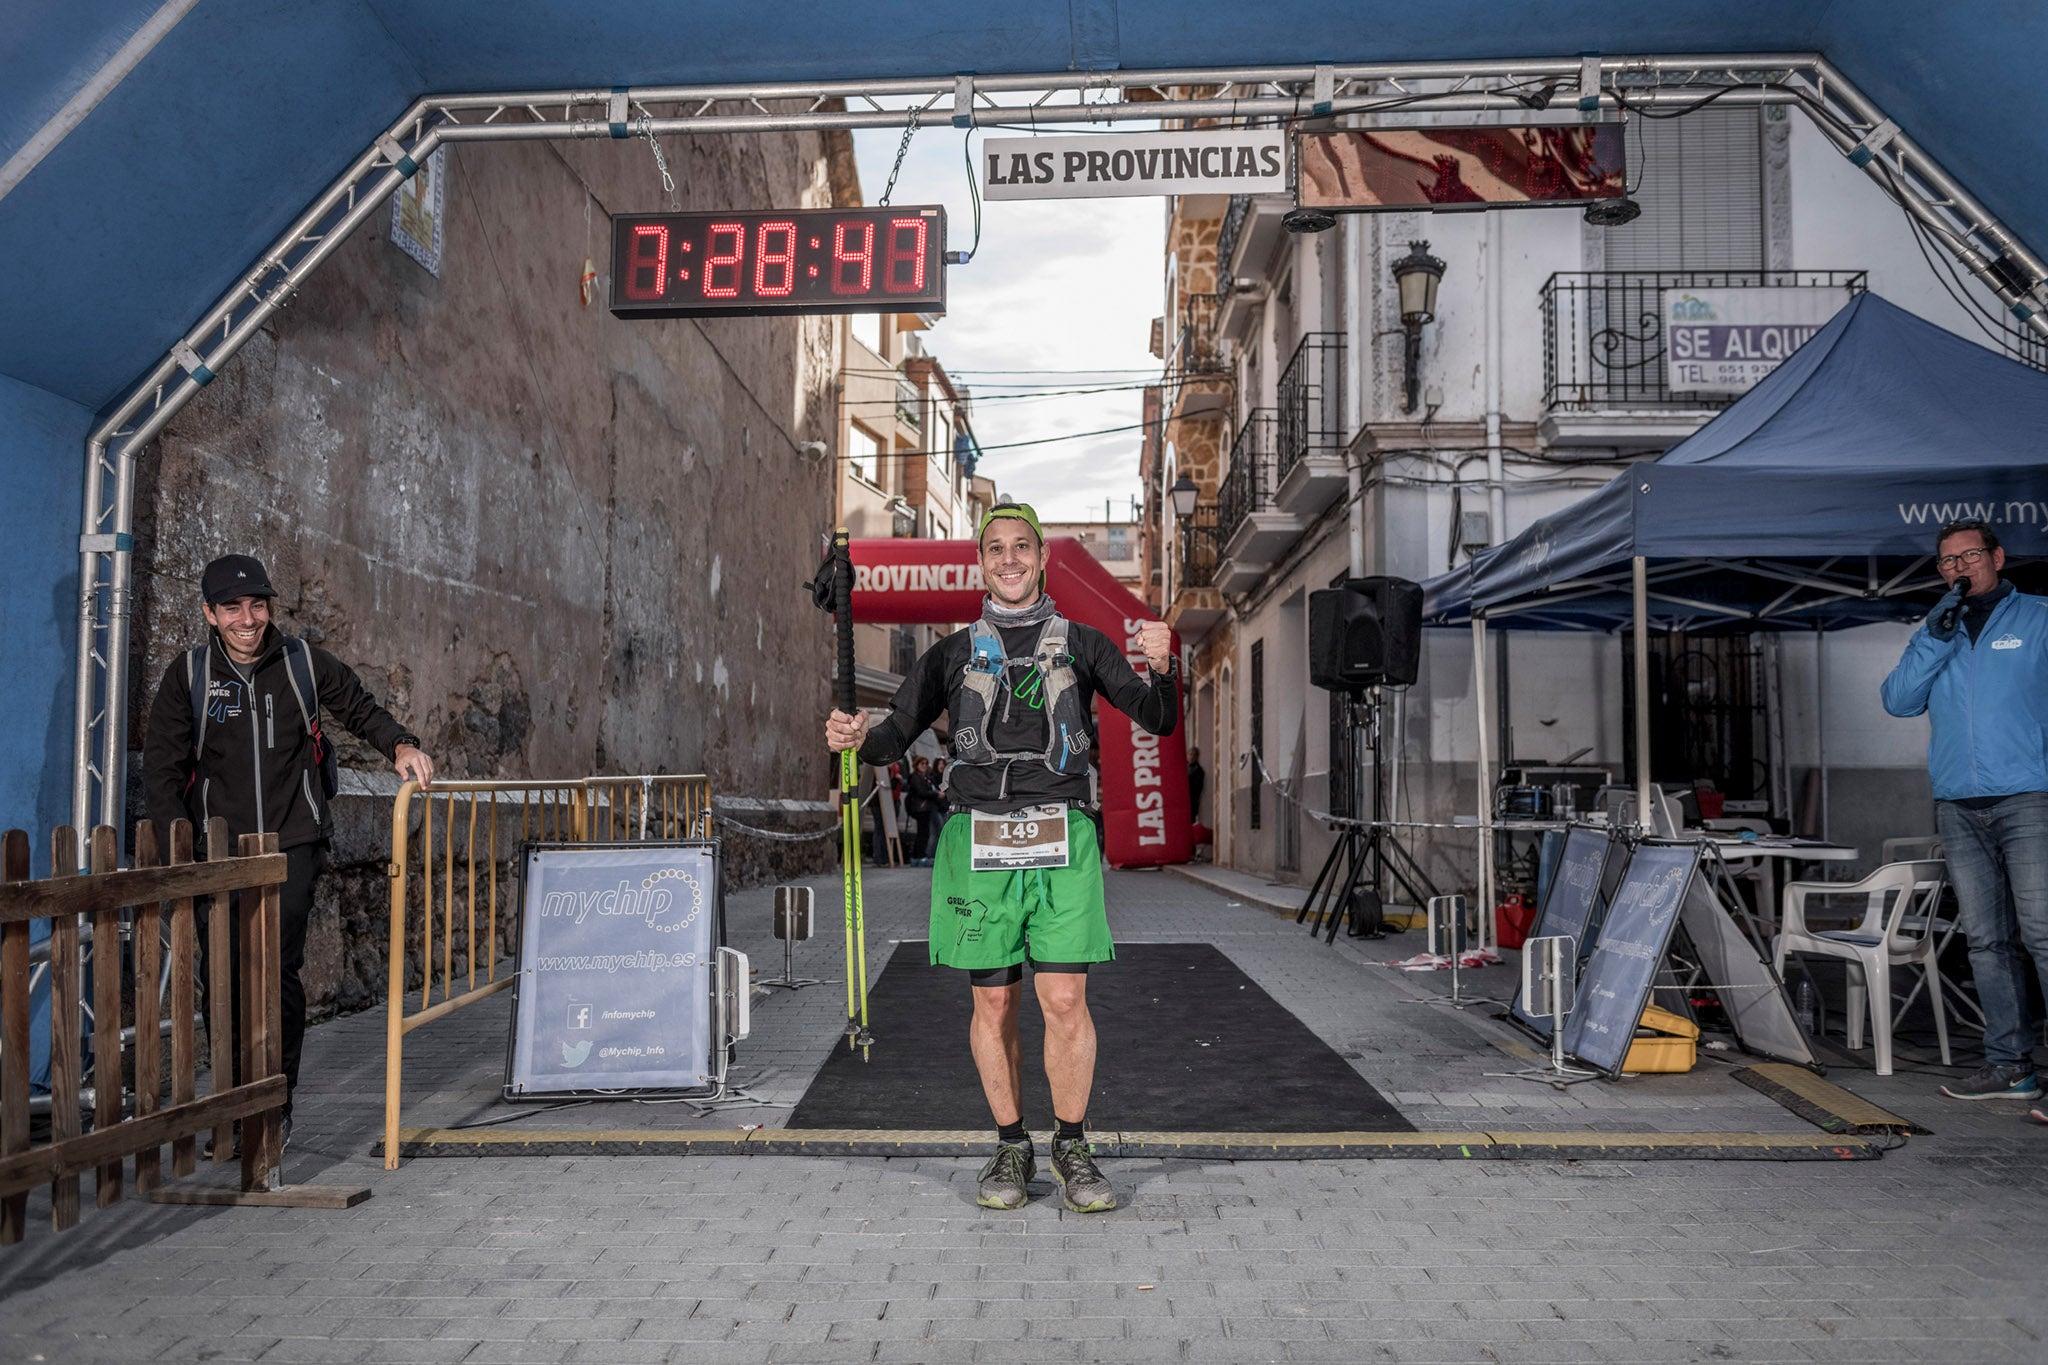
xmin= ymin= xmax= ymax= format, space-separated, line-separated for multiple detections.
xmin=1472 ymin=614 xmax=1493 ymax=940
xmin=1634 ymin=556 xmax=1653 ymax=831
xmin=1814 ymin=622 xmax=1829 ymax=841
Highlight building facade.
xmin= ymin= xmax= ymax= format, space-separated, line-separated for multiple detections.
xmin=1155 ymin=102 xmax=2035 ymax=897
xmin=129 ymin=125 xmax=857 ymax=1014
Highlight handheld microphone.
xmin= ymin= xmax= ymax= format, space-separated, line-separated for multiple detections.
xmin=1939 ymin=577 xmax=1972 ymax=633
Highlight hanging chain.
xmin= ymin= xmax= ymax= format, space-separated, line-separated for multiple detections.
xmin=877 ymin=107 xmax=922 ymax=207
xmin=634 ymin=109 xmax=677 ymax=205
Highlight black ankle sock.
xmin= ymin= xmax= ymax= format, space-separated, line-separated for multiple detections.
xmin=1054 ymin=1116 xmax=1086 ymax=1143
xmin=997 ymin=1119 xmax=1029 ymax=1146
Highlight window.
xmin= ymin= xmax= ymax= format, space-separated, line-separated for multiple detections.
xmin=1249 ymin=639 xmax=1265 ymax=832
xmin=1603 ymin=109 xmax=1763 ymax=270
xmin=852 ymin=311 xmax=885 ymax=358
xmin=846 ymin=423 xmax=881 ymax=482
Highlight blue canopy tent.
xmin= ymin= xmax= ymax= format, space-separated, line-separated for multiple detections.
xmin=1422 ymin=290 xmax=2048 ymax=852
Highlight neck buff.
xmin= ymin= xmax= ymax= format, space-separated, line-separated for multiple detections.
xmin=982 ymin=591 xmax=1057 ymax=630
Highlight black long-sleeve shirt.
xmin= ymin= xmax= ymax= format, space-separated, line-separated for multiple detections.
xmin=143 ymin=625 xmax=415 ymax=849
xmin=858 ymin=618 xmax=1179 ymax=812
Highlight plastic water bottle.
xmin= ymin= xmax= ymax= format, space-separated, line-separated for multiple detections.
xmin=1794 ymin=977 xmax=1820 ymax=1036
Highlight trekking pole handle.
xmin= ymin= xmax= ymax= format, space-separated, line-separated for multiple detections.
xmin=832 ymin=528 xmax=857 ymax=716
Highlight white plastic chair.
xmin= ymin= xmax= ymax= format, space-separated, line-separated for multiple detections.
xmin=1880 ymin=835 xmax=1942 ymax=863
xmin=1773 ymin=859 xmax=1951 ymax=1076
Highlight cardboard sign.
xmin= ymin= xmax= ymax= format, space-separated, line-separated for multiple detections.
xmin=981 ymin=131 xmax=1285 ymax=200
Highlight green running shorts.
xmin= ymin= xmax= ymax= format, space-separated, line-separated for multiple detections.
xmin=928 ymin=808 xmax=1113 ymax=970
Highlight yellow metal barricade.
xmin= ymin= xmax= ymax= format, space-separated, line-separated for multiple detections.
xmin=382 ymin=775 xmax=712 ymax=1168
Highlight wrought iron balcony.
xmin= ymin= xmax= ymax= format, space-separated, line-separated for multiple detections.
xmin=1214 ymin=194 xmax=1250 ymax=296
xmin=1176 ymin=503 xmax=1220 ymax=592
xmin=1218 ymin=410 xmax=1278 ymax=546
xmin=1276 ymin=332 xmax=1346 ymax=483
xmin=1541 ymin=270 xmax=1867 ymax=411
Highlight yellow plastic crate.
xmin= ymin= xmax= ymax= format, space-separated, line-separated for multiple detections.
xmin=1623 ymin=1003 xmax=1700 ymax=1073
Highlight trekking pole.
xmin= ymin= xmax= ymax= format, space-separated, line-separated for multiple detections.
xmin=829 ymin=530 xmax=874 ymax=1060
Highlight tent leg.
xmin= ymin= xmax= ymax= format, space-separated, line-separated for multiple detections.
xmin=1633 ymin=557 xmax=1653 ymax=831
xmin=1472 ymin=614 xmax=1494 ymax=952
xmin=1815 ymin=622 xmax=1829 ymax=842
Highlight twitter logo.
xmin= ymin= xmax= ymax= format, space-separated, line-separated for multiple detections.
xmin=560 ymin=1039 xmax=592 ymax=1067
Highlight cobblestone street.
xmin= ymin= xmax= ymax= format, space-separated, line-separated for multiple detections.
xmin=4 ymin=866 xmax=2043 ymax=1363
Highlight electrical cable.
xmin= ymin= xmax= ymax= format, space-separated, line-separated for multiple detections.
xmin=1603 ymin=80 xmax=1747 ymax=122
xmin=954 ymin=127 xmax=984 ymax=264
xmin=447 ymin=1100 xmax=594 ymax=1130
xmin=833 ymin=418 xmax=1153 ymax=461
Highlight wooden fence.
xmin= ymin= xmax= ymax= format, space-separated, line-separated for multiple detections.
xmin=0 ymin=818 xmax=367 ymax=1246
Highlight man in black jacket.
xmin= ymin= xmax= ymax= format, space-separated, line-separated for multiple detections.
xmin=825 ymin=503 xmax=1178 ymax=1214
xmin=143 ymin=555 xmax=434 ymax=1144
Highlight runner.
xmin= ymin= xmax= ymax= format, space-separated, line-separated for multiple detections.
xmin=823 ymin=502 xmax=1179 ymax=1212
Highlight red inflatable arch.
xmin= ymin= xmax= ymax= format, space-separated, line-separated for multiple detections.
xmin=849 ymin=537 xmax=1192 ymax=868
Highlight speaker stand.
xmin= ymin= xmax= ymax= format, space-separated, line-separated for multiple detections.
xmin=1300 ymin=689 xmax=1441 ymax=944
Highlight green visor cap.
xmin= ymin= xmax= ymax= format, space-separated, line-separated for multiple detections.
xmin=976 ymin=501 xmax=1044 ymax=544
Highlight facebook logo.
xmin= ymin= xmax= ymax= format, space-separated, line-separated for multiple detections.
xmin=567 ymin=1002 xmax=594 ymax=1030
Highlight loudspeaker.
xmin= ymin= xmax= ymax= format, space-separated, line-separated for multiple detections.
xmin=1309 ymin=577 xmax=1423 ymax=691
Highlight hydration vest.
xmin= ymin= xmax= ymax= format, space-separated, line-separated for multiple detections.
xmin=949 ymin=615 xmax=1092 ymax=776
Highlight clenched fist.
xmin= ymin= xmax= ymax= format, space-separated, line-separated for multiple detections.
xmin=825 ymin=708 xmax=871 ymax=753
xmin=1136 ymin=619 xmax=1173 ymax=674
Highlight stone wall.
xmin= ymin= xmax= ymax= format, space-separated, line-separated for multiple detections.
xmin=128 ymin=126 xmax=851 ymax=1018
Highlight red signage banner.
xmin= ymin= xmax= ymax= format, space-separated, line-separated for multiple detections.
xmin=848 ymin=538 xmax=1193 ymax=868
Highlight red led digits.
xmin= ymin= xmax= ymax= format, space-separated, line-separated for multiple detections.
xmin=753 ymin=221 xmax=797 ymax=297
xmin=882 ymin=217 xmax=927 ymax=294
xmin=702 ymin=222 xmax=744 ymax=299
xmin=831 ymin=220 xmax=875 ymax=294
xmin=612 ymin=207 xmax=940 ymax=315
xmin=623 ymin=224 xmax=669 ymax=300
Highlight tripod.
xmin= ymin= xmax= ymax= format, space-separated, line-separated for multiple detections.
xmin=1300 ymin=688 xmax=1440 ymax=944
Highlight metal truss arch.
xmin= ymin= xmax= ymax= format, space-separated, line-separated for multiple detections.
xmin=70 ymin=53 xmax=2048 ymax=840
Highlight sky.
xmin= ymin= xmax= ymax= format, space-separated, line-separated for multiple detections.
xmin=851 ymin=125 xmax=1161 ymax=523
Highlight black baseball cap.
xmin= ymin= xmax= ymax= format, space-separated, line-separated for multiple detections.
xmin=202 ymin=555 xmax=278 ymax=606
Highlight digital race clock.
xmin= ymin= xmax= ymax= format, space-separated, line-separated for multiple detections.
xmin=609 ymin=206 xmax=946 ymax=319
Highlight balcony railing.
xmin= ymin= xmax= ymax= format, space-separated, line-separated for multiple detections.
xmin=1541 ymin=270 xmax=1867 ymax=411
xmin=1276 ymin=332 xmax=1346 ymax=482
xmin=896 ymin=373 xmax=922 ymax=429
xmin=1214 ymin=194 xmax=1250 ymax=296
xmin=1176 ymin=503 xmax=1220 ymax=592
xmin=1218 ymin=410 xmax=1278 ymax=546
xmin=1170 ymin=293 xmax=1228 ymax=378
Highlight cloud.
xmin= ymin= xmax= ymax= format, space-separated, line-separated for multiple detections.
xmin=853 ymin=126 xmax=1160 ymax=523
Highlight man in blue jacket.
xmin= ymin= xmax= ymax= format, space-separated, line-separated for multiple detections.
xmin=1881 ymin=519 xmax=2048 ymax=1105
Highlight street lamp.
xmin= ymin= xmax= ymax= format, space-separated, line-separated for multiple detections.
xmin=1391 ymin=240 xmax=1446 ymax=414
xmin=1169 ymin=472 xmax=1199 ymax=518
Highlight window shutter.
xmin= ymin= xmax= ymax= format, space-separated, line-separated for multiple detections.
xmin=1605 ymin=109 xmax=1763 ymax=271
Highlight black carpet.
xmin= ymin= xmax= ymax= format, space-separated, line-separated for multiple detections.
xmin=786 ymin=941 xmax=1413 ymax=1132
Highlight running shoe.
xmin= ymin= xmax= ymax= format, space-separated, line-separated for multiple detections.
xmin=2028 ymin=1107 xmax=2047 ymax=1126
xmin=1939 ymin=1063 xmax=2042 ymax=1101
xmin=976 ymin=1140 xmax=1035 ymax=1210
xmin=1049 ymin=1136 xmax=1117 ymax=1213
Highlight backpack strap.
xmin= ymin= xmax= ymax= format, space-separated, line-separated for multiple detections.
xmin=185 ymin=644 xmax=211 ymax=755
xmin=279 ymin=637 xmax=319 ymax=738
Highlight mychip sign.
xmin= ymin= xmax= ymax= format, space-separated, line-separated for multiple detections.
xmin=1663 ymin=287 xmax=1849 ymax=395
xmin=980 ymin=130 xmax=1286 ymax=200
xmin=505 ymin=842 xmax=722 ymax=1098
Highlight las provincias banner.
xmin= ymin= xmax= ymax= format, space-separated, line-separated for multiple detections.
xmin=847 ymin=537 xmax=1193 ymax=869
